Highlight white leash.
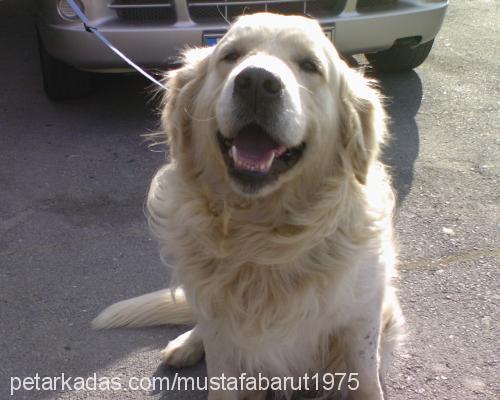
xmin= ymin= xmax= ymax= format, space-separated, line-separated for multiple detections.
xmin=66 ymin=0 xmax=167 ymax=90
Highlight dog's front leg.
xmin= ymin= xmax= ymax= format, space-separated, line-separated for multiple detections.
xmin=161 ymin=325 xmax=205 ymax=368
xmin=341 ymin=317 xmax=384 ymax=400
xmin=203 ymin=329 xmax=240 ymax=400
xmin=203 ymin=330 xmax=266 ymax=400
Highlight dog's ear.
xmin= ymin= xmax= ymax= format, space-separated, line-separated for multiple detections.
xmin=161 ymin=47 xmax=213 ymax=160
xmin=338 ymin=66 xmax=387 ymax=184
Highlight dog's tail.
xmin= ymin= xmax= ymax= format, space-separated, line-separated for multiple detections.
xmin=92 ymin=288 xmax=194 ymax=329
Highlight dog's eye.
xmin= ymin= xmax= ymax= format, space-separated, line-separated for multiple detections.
xmin=299 ymin=59 xmax=321 ymax=74
xmin=222 ymin=51 xmax=240 ymax=63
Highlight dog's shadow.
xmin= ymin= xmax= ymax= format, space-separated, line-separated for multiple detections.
xmin=151 ymin=361 xmax=207 ymax=400
xmin=151 ymin=360 xmax=350 ymax=400
xmin=374 ymin=70 xmax=422 ymax=205
xmin=151 ymin=361 xmax=347 ymax=400
xmin=345 ymin=56 xmax=422 ymax=204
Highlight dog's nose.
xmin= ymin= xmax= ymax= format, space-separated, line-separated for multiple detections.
xmin=233 ymin=67 xmax=283 ymax=105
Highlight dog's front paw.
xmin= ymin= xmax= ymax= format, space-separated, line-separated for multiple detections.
xmin=161 ymin=329 xmax=204 ymax=368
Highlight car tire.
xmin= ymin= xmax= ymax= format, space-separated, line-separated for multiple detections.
xmin=366 ymin=39 xmax=434 ymax=72
xmin=37 ymin=30 xmax=93 ymax=100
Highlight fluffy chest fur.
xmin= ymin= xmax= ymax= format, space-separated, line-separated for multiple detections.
xmin=147 ymin=164 xmax=391 ymax=376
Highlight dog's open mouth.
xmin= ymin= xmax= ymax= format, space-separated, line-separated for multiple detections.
xmin=217 ymin=123 xmax=305 ymax=189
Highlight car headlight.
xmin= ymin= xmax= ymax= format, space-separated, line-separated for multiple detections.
xmin=57 ymin=0 xmax=84 ymax=21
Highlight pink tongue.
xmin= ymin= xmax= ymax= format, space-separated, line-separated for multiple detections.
xmin=233 ymin=125 xmax=278 ymax=163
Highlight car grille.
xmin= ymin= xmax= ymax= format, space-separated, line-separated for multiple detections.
xmin=109 ymin=0 xmax=176 ymax=22
xmin=187 ymin=0 xmax=347 ymax=24
xmin=357 ymin=0 xmax=397 ymax=10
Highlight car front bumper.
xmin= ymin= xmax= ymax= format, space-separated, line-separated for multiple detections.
xmin=36 ymin=0 xmax=448 ymax=72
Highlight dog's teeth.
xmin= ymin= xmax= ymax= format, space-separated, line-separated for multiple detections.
xmin=231 ymin=146 xmax=278 ymax=173
xmin=230 ymin=146 xmax=237 ymax=160
xmin=274 ymin=146 xmax=287 ymax=157
xmin=265 ymin=153 xmax=275 ymax=170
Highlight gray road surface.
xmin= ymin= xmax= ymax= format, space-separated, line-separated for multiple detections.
xmin=0 ymin=0 xmax=498 ymax=399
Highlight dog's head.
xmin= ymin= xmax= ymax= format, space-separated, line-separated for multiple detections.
xmin=162 ymin=13 xmax=386 ymax=198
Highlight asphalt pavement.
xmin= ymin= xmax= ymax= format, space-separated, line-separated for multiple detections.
xmin=0 ymin=0 xmax=498 ymax=399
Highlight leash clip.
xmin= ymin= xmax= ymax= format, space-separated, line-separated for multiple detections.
xmin=83 ymin=23 xmax=94 ymax=33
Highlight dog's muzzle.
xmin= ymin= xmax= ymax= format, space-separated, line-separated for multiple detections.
xmin=216 ymin=65 xmax=305 ymax=194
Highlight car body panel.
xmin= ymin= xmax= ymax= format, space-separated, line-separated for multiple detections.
xmin=35 ymin=0 xmax=448 ymax=72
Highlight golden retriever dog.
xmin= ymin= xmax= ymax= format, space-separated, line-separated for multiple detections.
xmin=93 ymin=13 xmax=404 ymax=400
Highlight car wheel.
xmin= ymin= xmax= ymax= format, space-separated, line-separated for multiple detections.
xmin=37 ymin=30 xmax=93 ymax=100
xmin=366 ymin=39 xmax=434 ymax=72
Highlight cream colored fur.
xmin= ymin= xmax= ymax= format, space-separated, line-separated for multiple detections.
xmin=92 ymin=288 xmax=193 ymax=328
xmin=93 ymin=14 xmax=404 ymax=400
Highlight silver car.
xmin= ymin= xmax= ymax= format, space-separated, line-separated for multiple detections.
xmin=36 ymin=0 xmax=448 ymax=100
